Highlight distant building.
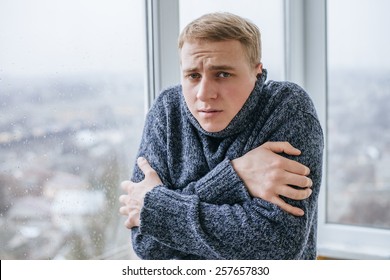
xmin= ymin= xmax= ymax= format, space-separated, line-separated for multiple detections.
xmin=43 ymin=171 xmax=88 ymax=199
xmin=51 ymin=189 xmax=106 ymax=231
xmin=7 ymin=196 xmax=51 ymax=224
xmin=376 ymin=158 xmax=390 ymax=190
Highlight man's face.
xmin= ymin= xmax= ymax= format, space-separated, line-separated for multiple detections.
xmin=180 ymin=39 xmax=262 ymax=133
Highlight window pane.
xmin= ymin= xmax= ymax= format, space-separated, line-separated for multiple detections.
xmin=327 ymin=0 xmax=390 ymax=229
xmin=179 ymin=0 xmax=285 ymax=81
xmin=0 ymin=0 xmax=145 ymax=259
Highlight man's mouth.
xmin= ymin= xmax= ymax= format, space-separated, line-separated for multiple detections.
xmin=198 ymin=108 xmax=223 ymax=117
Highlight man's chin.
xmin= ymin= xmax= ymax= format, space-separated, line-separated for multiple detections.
xmin=199 ymin=123 xmax=228 ymax=133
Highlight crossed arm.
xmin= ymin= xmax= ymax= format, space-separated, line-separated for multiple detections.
xmin=119 ymin=141 xmax=312 ymax=229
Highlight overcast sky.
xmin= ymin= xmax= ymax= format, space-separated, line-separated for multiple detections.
xmin=327 ymin=0 xmax=390 ymax=70
xmin=0 ymin=0 xmax=145 ymax=78
xmin=0 ymin=0 xmax=389 ymax=79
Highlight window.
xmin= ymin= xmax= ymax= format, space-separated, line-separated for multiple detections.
xmin=327 ymin=0 xmax=390 ymax=230
xmin=308 ymin=0 xmax=390 ymax=259
xmin=0 ymin=0 xmax=145 ymax=259
xmin=179 ymin=0 xmax=285 ymax=81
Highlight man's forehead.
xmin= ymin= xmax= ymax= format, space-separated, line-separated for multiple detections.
xmin=180 ymin=41 xmax=243 ymax=70
xmin=181 ymin=39 xmax=242 ymax=52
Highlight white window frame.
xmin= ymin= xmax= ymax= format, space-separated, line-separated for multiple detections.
xmin=144 ymin=0 xmax=181 ymax=109
xmin=148 ymin=0 xmax=390 ymax=259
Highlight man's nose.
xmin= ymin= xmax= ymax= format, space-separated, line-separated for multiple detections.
xmin=196 ymin=78 xmax=218 ymax=101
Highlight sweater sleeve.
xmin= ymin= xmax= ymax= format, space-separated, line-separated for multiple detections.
xmin=137 ymin=109 xmax=324 ymax=259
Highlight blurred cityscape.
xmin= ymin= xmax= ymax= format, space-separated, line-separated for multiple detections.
xmin=0 ymin=73 xmax=144 ymax=259
xmin=0 ymin=69 xmax=389 ymax=259
xmin=327 ymin=69 xmax=390 ymax=229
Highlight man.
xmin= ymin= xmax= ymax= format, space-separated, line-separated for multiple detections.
xmin=119 ymin=12 xmax=323 ymax=259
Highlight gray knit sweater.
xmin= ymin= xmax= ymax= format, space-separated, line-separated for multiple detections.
xmin=130 ymin=70 xmax=324 ymax=260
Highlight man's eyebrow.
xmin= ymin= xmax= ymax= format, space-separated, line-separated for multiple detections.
xmin=182 ymin=67 xmax=199 ymax=73
xmin=183 ymin=65 xmax=235 ymax=73
xmin=208 ymin=65 xmax=235 ymax=71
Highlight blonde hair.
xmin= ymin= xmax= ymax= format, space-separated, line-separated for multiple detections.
xmin=178 ymin=12 xmax=262 ymax=67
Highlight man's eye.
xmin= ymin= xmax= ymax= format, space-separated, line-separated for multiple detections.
xmin=188 ymin=73 xmax=201 ymax=79
xmin=217 ymin=72 xmax=231 ymax=78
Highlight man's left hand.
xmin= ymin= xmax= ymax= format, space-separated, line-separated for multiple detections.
xmin=119 ymin=157 xmax=162 ymax=229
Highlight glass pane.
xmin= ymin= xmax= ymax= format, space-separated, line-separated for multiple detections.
xmin=327 ymin=0 xmax=390 ymax=229
xmin=0 ymin=0 xmax=145 ymax=259
xmin=179 ymin=0 xmax=285 ymax=81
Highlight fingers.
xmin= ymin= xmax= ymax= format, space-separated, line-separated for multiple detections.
xmin=119 ymin=204 xmax=129 ymax=215
xmin=284 ymin=158 xmax=310 ymax=176
xmin=282 ymin=172 xmax=313 ymax=189
xmin=137 ymin=157 xmax=155 ymax=176
xmin=119 ymin=195 xmax=137 ymax=215
xmin=257 ymin=183 xmax=309 ymax=216
xmin=270 ymin=196 xmax=305 ymax=216
xmin=121 ymin=157 xmax=155 ymax=191
xmin=119 ymin=157 xmax=158 ymax=230
xmin=262 ymin=142 xmax=310 ymax=176
xmin=277 ymin=185 xmax=312 ymax=200
xmin=263 ymin=141 xmax=301 ymax=156
xmin=124 ymin=208 xmax=141 ymax=229
xmin=119 ymin=196 xmax=142 ymax=228
xmin=120 ymin=180 xmax=131 ymax=191
xmin=136 ymin=157 xmax=163 ymax=187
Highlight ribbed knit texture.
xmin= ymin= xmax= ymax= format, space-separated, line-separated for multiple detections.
xmin=130 ymin=70 xmax=324 ymax=259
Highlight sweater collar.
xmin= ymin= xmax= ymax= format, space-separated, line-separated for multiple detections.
xmin=182 ymin=69 xmax=267 ymax=138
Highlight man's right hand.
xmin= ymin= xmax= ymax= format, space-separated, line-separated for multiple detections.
xmin=231 ymin=141 xmax=312 ymax=216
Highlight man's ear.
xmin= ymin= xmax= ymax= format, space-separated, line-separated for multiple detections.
xmin=257 ymin=63 xmax=263 ymax=74
xmin=255 ymin=63 xmax=263 ymax=78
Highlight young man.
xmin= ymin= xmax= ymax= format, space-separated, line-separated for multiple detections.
xmin=119 ymin=12 xmax=324 ymax=259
